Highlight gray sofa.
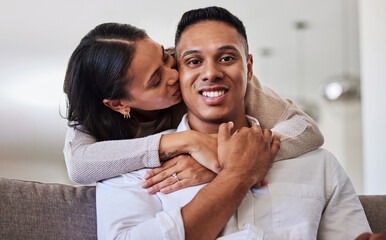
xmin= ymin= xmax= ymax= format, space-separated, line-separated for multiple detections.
xmin=0 ymin=177 xmax=385 ymax=240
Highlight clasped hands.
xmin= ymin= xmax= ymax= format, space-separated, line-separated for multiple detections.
xmin=142 ymin=122 xmax=280 ymax=194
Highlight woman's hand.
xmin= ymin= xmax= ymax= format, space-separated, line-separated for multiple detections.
xmin=159 ymin=130 xmax=220 ymax=173
xmin=188 ymin=131 xmax=220 ymax=173
xmin=142 ymin=154 xmax=216 ymax=194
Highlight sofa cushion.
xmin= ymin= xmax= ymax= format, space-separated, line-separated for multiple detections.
xmin=0 ymin=177 xmax=96 ymax=240
xmin=1 ymin=177 xmax=385 ymax=239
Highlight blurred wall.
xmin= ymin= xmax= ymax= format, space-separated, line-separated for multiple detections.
xmin=0 ymin=0 xmax=380 ymax=194
xmin=359 ymin=0 xmax=386 ymax=195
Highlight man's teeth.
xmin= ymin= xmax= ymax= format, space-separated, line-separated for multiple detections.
xmin=201 ymin=90 xmax=226 ymax=98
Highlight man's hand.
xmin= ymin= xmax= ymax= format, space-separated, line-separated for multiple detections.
xmin=217 ymin=122 xmax=280 ymax=185
xmin=356 ymin=233 xmax=386 ymax=240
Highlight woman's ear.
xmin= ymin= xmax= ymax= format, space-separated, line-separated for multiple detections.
xmin=103 ymin=99 xmax=131 ymax=116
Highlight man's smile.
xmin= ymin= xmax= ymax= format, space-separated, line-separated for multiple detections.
xmin=198 ymin=87 xmax=228 ymax=105
xmin=201 ymin=90 xmax=226 ymax=98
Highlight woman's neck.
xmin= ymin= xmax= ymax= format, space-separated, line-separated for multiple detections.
xmin=132 ymin=109 xmax=160 ymax=122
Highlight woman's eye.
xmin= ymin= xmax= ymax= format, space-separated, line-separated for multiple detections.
xmin=153 ymin=79 xmax=161 ymax=87
xmin=152 ymin=73 xmax=162 ymax=87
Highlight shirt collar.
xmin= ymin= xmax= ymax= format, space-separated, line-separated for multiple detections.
xmin=176 ymin=114 xmax=260 ymax=133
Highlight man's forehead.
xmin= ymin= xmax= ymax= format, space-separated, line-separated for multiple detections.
xmin=177 ymin=21 xmax=245 ymax=56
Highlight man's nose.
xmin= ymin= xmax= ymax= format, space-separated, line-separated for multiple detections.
xmin=201 ymin=60 xmax=223 ymax=82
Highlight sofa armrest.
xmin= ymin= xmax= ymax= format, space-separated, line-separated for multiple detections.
xmin=359 ymin=195 xmax=386 ymax=235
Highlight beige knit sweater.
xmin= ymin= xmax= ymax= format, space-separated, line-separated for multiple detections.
xmin=64 ymin=76 xmax=324 ymax=184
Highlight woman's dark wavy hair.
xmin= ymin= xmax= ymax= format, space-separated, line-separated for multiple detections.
xmin=64 ymin=23 xmax=169 ymax=141
xmin=175 ymin=6 xmax=249 ymax=56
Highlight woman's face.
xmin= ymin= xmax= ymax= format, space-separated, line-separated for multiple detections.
xmin=123 ymin=37 xmax=182 ymax=111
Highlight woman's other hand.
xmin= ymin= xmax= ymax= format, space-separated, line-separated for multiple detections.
xmin=159 ymin=130 xmax=220 ymax=173
xmin=142 ymin=154 xmax=216 ymax=194
xmin=187 ymin=131 xmax=220 ymax=173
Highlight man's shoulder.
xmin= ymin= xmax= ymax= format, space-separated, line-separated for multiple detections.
xmin=278 ymin=148 xmax=340 ymax=170
xmin=298 ymin=148 xmax=334 ymax=159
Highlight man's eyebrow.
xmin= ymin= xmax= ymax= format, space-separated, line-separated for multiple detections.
xmin=181 ymin=45 xmax=240 ymax=59
xmin=181 ymin=50 xmax=201 ymax=59
xmin=146 ymin=45 xmax=164 ymax=85
xmin=218 ymin=45 xmax=239 ymax=52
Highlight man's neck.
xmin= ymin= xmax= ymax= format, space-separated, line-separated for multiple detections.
xmin=187 ymin=112 xmax=250 ymax=134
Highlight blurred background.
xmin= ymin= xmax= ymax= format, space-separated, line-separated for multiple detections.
xmin=0 ymin=0 xmax=384 ymax=194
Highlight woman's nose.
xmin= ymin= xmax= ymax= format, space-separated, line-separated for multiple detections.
xmin=166 ymin=68 xmax=179 ymax=85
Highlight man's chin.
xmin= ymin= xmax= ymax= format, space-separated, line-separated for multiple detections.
xmin=197 ymin=111 xmax=231 ymax=124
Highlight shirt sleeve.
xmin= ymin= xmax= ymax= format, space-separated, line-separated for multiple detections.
xmin=63 ymin=126 xmax=175 ymax=184
xmin=96 ymin=174 xmax=185 ymax=240
xmin=317 ymin=151 xmax=371 ymax=239
xmin=245 ymin=75 xmax=324 ymax=160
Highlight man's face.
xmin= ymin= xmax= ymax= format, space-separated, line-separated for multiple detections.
xmin=177 ymin=20 xmax=253 ymax=127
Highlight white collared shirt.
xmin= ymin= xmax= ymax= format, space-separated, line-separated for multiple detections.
xmin=96 ymin=114 xmax=370 ymax=239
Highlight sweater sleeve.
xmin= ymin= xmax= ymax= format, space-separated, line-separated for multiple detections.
xmin=63 ymin=126 xmax=175 ymax=184
xmin=245 ymin=75 xmax=324 ymax=160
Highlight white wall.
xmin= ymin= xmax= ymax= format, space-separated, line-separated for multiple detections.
xmin=0 ymin=0 xmax=375 ymax=193
xmin=359 ymin=0 xmax=386 ymax=194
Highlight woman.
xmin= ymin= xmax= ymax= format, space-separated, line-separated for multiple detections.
xmin=63 ymin=23 xmax=323 ymax=193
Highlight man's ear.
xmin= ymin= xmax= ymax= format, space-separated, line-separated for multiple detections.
xmin=247 ymin=54 xmax=253 ymax=82
xmin=102 ymin=99 xmax=131 ymax=116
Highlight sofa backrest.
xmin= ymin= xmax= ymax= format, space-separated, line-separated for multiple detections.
xmin=0 ymin=177 xmax=96 ymax=240
xmin=0 ymin=177 xmax=385 ymax=239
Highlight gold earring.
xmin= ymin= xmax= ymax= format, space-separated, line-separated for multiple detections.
xmin=124 ymin=111 xmax=131 ymax=119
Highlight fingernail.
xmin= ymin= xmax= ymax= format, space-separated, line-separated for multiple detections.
xmin=160 ymin=188 xmax=166 ymax=193
xmin=144 ymin=172 xmax=150 ymax=179
xmin=142 ymin=181 xmax=148 ymax=188
xmin=147 ymin=187 xmax=154 ymax=194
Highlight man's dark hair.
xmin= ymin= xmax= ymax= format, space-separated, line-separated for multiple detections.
xmin=175 ymin=6 xmax=249 ymax=55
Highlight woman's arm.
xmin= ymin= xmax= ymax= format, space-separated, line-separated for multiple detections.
xmin=64 ymin=126 xmax=169 ymax=184
xmin=245 ymin=75 xmax=324 ymax=160
xmin=64 ymin=126 xmax=218 ymax=185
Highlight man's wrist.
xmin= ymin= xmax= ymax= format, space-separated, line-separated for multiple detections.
xmin=217 ymin=168 xmax=257 ymax=189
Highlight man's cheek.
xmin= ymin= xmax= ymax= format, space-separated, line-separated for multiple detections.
xmin=179 ymin=68 xmax=193 ymax=80
xmin=179 ymin=72 xmax=196 ymax=90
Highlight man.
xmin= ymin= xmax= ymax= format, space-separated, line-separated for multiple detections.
xmin=97 ymin=6 xmax=371 ymax=239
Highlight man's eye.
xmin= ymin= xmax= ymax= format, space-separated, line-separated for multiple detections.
xmin=220 ymin=56 xmax=234 ymax=62
xmin=188 ymin=59 xmax=201 ymax=65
